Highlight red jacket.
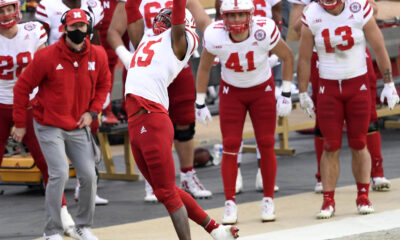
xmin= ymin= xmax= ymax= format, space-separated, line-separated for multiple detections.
xmin=13 ymin=37 xmax=111 ymax=130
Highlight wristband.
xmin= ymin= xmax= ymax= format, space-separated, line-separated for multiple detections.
xmin=281 ymin=80 xmax=291 ymax=93
xmin=115 ymin=45 xmax=132 ymax=69
xmin=88 ymin=111 xmax=98 ymax=120
xmin=195 ymin=93 xmax=206 ymax=105
xmin=385 ymin=82 xmax=395 ymax=88
xmin=196 ymin=103 xmax=206 ymax=109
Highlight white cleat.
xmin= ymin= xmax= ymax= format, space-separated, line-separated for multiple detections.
xmin=371 ymin=177 xmax=391 ymax=191
xmin=70 ymin=227 xmax=98 ymax=240
xmin=74 ymin=182 xmax=108 ymax=205
xmin=222 ymin=200 xmax=238 ymax=225
xmin=357 ymin=195 xmax=374 ymax=215
xmin=60 ymin=206 xmax=75 ymax=236
xmin=255 ymin=168 xmax=279 ymax=192
xmin=180 ymin=170 xmax=212 ymax=199
xmin=314 ymin=181 xmax=323 ymax=193
xmin=210 ymin=225 xmax=239 ymax=240
xmin=43 ymin=233 xmax=63 ymax=240
xmin=235 ymin=168 xmax=243 ymax=194
xmin=261 ymin=197 xmax=276 ymax=222
xmin=95 ymin=195 xmax=109 ymax=205
xmin=316 ymin=198 xmax=335 ymax=219
xmin=144 ymin=180 xmax=158 ymax=203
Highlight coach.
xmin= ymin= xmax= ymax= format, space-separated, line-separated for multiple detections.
xmin=12 ymin=8 xmax=110 ymax=239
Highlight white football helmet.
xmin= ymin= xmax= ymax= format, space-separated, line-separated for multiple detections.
xmin=153 ymin=7 xmax=196 ymax=35
xmin=318 ymin=0 xmax=344 ymax=10
xmin=0 ymin=0 xmax=21 ymax=29
xmin=220 ymin=0 xmax=254 ymax=34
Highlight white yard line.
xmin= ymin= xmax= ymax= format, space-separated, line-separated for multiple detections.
xmin=239 ymin=209 xmax=400 ymax=240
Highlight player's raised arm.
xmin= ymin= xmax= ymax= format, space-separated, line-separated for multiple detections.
xmin=125 ymin=0 xmax=145 ymax=49
xmin=171 ymin=0 xmax=188 ymax=60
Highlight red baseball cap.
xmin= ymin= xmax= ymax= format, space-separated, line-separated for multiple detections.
xmin=64 ymin=9 xmax=89 ymax=26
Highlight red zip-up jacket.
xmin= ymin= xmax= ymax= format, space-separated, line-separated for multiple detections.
xmin=13 ymin=37 xmax=111 ymax=130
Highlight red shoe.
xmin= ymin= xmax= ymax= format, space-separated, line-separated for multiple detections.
xmin=356 ymin=195 xmax=374 ymax=215
xmin=316 ymin=197 xmax=335 ymax=219
xmin=102 ymin=110 xmax=119 ymax=125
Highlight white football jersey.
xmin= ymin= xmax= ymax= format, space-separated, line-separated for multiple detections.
xmin=203 ymin=17 xmax=280 ymax=88
xmin=35 ymin=0 xmax=104 ymax=45
xmin=125 ymin=29 xmax=199 ymax=110
xmin=253 ymin=0 xmax=281 ymax=19
xmin=287 ymin=0 xmax=313 ymax=5
xmin=302 ymin=0 xmax=373 ymax=80
xmin=0 ymin=22 xmax=47 ymax=105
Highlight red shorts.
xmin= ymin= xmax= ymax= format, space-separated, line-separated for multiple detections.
xmin=310 ymin=52 xmax=320 ymax=130
xmin=167 ymin=63 xmax=196 ymax=126
xmin=126 ymin=96 xmax=183 ymax=214
xmin=366 ymin=49 xmax=378 ymax=123
xmin=317 ymin=74 xmax=371 ymax=151
xmin=219 ymin=78 xmax=276 ymax=153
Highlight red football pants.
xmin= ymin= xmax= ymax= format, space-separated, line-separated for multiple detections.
xmin=317 ymin=74 xmax=371 ymax=151
xmin=0 ymin=107 xmax=67 ymax=205
xmin=219 ymin=79 xmax=277 ymax=200
xmin=127 ymin=105 xmax=208 ymax=223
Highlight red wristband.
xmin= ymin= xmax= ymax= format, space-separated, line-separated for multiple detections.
xmin=171 ymin=0 xmax=187 ymax=25
xmin=125 ymin=0 xmax=143 ymax=24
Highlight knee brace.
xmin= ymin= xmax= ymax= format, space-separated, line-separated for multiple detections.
xmin=368 ymin=121 xmax=379 ymax=133
xmin=314 ymin=128 xmax=323 ymax=138
xmin=153 ymin=187 xmax=183 ymax=214
xmin=174 ymin=122 xmax=195 ymax=142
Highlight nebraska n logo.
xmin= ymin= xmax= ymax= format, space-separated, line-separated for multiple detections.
xmin=88 ymin=62 xmax=96 ymax=71
xmin=222 ymin=86 xmax=229 ymax=94
xmin=319 ymin=86 xmax=325 ymax=94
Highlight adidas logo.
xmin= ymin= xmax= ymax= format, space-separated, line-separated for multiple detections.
xmin=56 ymin=64 xmax=63 ymax=70
xmin=360 ymin=84 xmax=367 ymax=91
xmin=360 ymin=187 xmax=367 ymax=192
xmin=349 ymin=14 xmax=354 ymax=19
xmin=252 ymin=41 xmax=258 ymax=46
xmin=265 ymin=85 xmax=272 ymax=92
xmin=140 ymin=126 xmax=147 ymax=134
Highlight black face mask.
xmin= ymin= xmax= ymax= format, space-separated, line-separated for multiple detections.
xmin=67 ymin=29 xmax=87 ymax=44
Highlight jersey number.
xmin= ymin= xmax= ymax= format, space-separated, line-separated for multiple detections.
xmin=321 ymin=26 xmax=354 ymax=53
xmin=0 ymin=52 xmax=32 ymax=80
xmin=225 ymin=51 xmax=256 ymax=72
xmin=144 ymin=1 xmax=173 ymax=29
xmin=130 ymin=38 xmax=162 ymax=68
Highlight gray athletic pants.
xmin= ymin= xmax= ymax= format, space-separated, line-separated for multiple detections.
xmin=33 ymin=120 xmax=97 ymax=236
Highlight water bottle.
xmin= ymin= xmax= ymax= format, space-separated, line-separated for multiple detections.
xmin=212 ymin=144 xmax=223 ymax=166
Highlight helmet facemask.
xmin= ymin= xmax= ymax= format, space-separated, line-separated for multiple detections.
xmin=319 ymin=0 xmax=344 ymax=10
xmin=220 ymin=0 xmax=254 ymax=34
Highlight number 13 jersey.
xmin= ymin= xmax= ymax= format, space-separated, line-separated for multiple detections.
xmin=301 ymin=0 xmax=373 ymax=80
xmin=203 ymin=17 xmax=280 ymax=88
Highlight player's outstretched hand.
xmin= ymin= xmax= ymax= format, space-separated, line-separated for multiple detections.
xmin=299 ymin=92 xmax=315 ymax=117
xmin=380 ymin=82 xmax=400 ymax=110
xmin=277 ymin=95 xmax=292 ymax=117
xmin=195 ymin=104 xmax=213 ymax=125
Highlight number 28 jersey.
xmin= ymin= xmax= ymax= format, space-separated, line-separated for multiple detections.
xmin=0 ymin=22 xmax=47 ymax=105
xmin=203 ymin=17 xmax=280 ymax=88
xmin=301 ymin=0 xmax=373 ymax=80
xmin=125 ymin=29 xmax=199 ymax=111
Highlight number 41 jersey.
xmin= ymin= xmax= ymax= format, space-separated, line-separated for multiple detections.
xmin=0 ymin=22 xmax=47 ymax=105
xmin=203 ymin=17 xmax=280 ymax=88
xmin=301 ymin=0 xmax=373 ymax=80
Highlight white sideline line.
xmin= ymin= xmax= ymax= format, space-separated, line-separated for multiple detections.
xmin=239 ymin=209 xmax=400 ymax=240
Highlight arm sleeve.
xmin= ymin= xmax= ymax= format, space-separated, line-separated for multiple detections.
xmin=35 ymin=1 xmax=50 ymax=26
xmin=125 ymin=0 xmax=143 ymax=24
xmin=300 ymin=6 xmax=311 ymax=28
xmin=266 ymin=20 xmax=281 ymax=50
xmin=35 ymin=22 xmax=48 ymax=49
xmin=13 ymin=52 xmax=46 ymax=128
xmin=361 ymin=0 xmax=373 ymax=26
xmin=90 ymin=0 xmax=104 ymax=27
xmin=88 ymin=47 xmax=112 ymax=113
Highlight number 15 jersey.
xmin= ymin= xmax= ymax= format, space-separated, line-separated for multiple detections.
xmin=125 ymin=29 xmax=199 ymax=111
xmin=301 ymin=0 xmax=373 ymax=80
